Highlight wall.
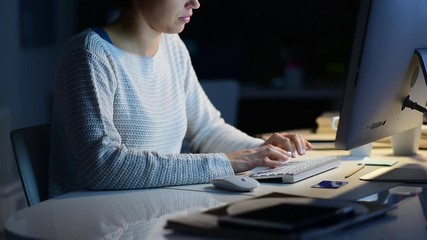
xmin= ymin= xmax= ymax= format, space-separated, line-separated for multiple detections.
xmin=0 ymin=0 xmax=75 ymax=234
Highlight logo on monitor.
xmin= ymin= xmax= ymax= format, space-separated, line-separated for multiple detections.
xmin=367 ymin=121 xmax=386 ymax=130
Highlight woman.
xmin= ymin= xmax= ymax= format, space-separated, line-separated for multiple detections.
xmin=49 ymin=0 xmax=312 ymax=198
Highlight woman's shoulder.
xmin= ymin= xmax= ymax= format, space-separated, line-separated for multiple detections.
xmin=62 ymin=28 xmax=112 ymax=54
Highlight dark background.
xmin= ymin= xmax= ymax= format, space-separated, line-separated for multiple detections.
xmin=77 ymin=0 xmax=359 ymax=85
xmin=74 ymin=0 xmax=360 ymax=135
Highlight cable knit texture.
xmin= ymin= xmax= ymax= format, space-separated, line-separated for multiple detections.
xmin=49 ymin=29 xmax=264 ymax=198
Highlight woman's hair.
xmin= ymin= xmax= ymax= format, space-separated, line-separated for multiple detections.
xmin=116 ymin=0 xmax=133 ymax=10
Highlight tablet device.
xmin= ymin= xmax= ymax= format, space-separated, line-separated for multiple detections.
xmin=218 ymin=198 xmax=366 ymax=232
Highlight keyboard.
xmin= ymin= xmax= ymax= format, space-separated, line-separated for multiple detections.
xmin=250 ymin=155 xmax=341 ymax=183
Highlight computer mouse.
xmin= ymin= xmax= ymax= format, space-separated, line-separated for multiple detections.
xmin=211 ymin=175 xmax=260 ymax=192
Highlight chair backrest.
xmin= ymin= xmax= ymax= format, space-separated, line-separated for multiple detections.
xmin=10 ymin=124 xmax=51 ymax=206
xmin=200 ymin=79 xmax=240 ymax=126
xmin=181 ymin=80 xmax=240 ymax=153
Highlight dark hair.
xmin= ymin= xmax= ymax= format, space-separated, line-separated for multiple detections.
xmin=116 ymin=0 xmax=132 ymax=10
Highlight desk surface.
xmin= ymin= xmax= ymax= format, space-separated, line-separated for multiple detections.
xmin=5 ymin=149 xmax=427 ymax=240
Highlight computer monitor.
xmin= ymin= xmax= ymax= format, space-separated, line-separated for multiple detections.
xmin=335 ymin=0 xmax=427 ymax=156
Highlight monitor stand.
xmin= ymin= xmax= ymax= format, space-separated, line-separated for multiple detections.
xmin=391 ymin=124 xmax=422 ymax=156
xmin=349 ymin=143 xmax=373 ymax=158
xmin=349 ymin=124 xmax=422 ymax=157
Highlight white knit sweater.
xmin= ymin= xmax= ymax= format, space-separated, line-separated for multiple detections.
xmin=49 ymin=29 xmax=264 ymax=198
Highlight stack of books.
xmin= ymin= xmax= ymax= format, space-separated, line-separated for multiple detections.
xmin=419 ymin=125 xmax=427 ymax=149
xmin=315 ymin=111 xmax=340 ymax=135
xmin=260 ymin=111 xmax=427 ymax=150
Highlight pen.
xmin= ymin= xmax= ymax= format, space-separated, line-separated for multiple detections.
xmin=344 ymin=164 xmax=365 ymax=178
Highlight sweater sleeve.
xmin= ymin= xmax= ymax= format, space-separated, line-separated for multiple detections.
xmin=185 ymin=73 xmax=265 ymax=153
xmin=176 ymin=41 xmax=264 ymax=153
xmin=51 ymin=35 xmax=234 ymax=194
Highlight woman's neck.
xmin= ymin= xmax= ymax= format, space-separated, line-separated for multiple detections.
xmin=105 ymin=11 xmax=161 ymax=57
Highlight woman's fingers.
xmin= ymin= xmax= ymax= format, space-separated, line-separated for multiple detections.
xmin=263 ymin=132 xmax=312 ymax=156
xmin=226 ymin=145 xmax=291 ymax=172
xmin=227 ymin=133 xmax=313 ymax=173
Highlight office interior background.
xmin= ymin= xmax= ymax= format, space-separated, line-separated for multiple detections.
xmin=0 ymin=0 xmax=359 ymax=236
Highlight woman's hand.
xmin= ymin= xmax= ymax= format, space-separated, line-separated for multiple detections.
xmin=262 ymin=132 xmax=312 ymax=157
xmin=225 ymin=132 xmax=312 ymax=173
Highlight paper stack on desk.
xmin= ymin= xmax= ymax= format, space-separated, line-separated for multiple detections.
xmin=315 ymin=111 xmax=339 ymax=136
xmin=419 ymin=125 xmax=427 ymax=149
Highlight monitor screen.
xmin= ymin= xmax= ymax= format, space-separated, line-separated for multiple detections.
xmin=335 ymin=0 xmax=427 ymax=155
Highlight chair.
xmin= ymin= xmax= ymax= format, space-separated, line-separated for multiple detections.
xmin=200 ymin=79 xmax=240 ymax=126
xmin=10 ymin=124 xmax=51 ymax=206
xmin=182 ymin=79 xmax=240 ymax=152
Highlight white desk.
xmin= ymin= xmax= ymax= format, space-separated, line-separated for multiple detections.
xmin=5 ymin=149 xmax=427 ymax=240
